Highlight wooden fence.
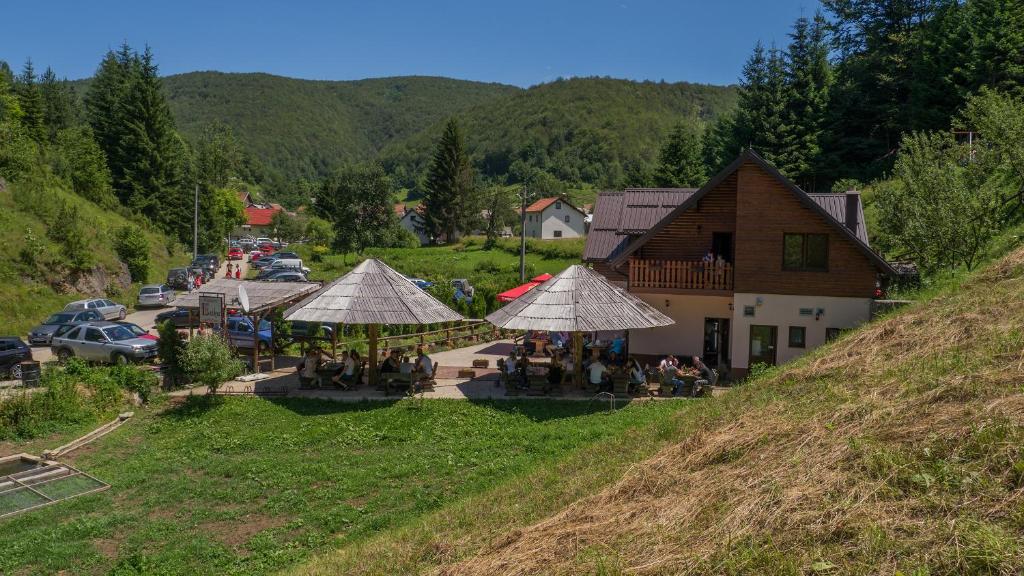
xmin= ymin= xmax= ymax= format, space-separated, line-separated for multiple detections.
xmin=629 ymin=259 xmax=734 ymax=291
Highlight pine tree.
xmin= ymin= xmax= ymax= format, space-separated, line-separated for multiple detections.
xmin=654 ymin=123 xmax=706 ymax=187
xmin=85 ymin=44 xmax=135 ymax=200
xmin=39 ymin=66 xmax=77 ymax=142
xmin=967 ymin=0 xmax=1024 ymax=96
xmin=732 ymin=43 xmax=789 ymax=167
xmin=15 ymin=59 xmax=45 ymax=143
xmin=779 ymin=13 xmax=833 ymax=188
xmin=421 ymin=118 xmax=477 ymax=243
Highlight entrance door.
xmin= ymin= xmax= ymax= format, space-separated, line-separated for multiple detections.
xmin=748 ymin=325 xmax=777 ymax=366
xmin=703 ymin=318 xmax=730 ymax=368
xmin=712 ymin=232 xmax=734 ymax=263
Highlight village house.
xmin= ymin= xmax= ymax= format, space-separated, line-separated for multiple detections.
xmin=524 ymin=197 xmax=587 ymax=239
xmin=583 ymin=149 xmax=894 ymax=378
xmin=234 ymin=190 xmax=288 ymax=237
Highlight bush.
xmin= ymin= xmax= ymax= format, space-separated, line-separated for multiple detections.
xmin=108 ymin=364 xmax=158 ymax=403
xmin=181 ymin=334 xmax=244 ymax=393
xmin=114 ymin=225 xmax=151 ymax=282
xmin=157 ymin=320 xmax=187 ymax=387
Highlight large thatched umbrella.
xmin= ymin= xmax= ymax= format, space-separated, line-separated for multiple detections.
xmin=283 ymin=259 xmax=463 ymax=387
xmin=485 ymin=264 xmax=674 ymax=387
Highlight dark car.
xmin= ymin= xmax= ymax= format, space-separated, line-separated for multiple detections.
xmin=290 ymin=321 xmax=333 ymax=342
xmin=155 ymin=307 xmax=199 ymax=329
xmin=166 ymin=267 xmax=190 ymax=290
xmin=28 ymin=310 xmax=104 ymax=345
xmin=252 ymin=252 xmax=299 ymax=270
xmin=192 ymin=254 xmax=219 ymax=276
xmin=0 ymin=337 xmax=32 ymax=378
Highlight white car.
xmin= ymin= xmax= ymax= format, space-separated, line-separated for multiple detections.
xmin=64 ymin=298 xmax=127 ymax=320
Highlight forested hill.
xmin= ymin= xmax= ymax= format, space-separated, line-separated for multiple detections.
xmin=379 ymin=77 xmax=739 ymax=189
xmin=159 ymin=72 xmax=737 ymax=191
xmin=161 ymin=72 xmax=520 ymax=180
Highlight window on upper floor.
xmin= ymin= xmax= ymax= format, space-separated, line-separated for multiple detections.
xmin=783 ymin=233 xmax=828 ymax=271
xmin=555 ymin=201 xmax=562 ymax=209
xmin=563 ymin=215 xmax=570 ymax=223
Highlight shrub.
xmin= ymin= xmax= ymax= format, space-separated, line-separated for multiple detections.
xmin=108 ymin=364 xmax=158 ymax=403
xmin=114 ymin=225 xmax=151 ymax=282
xmin=157 ymin=320 xmax=187 ymax=388
xmin=181 ymin=334 xmax=244 ymax=393
xmin=473 ymin=260 xmax=503 ymax=274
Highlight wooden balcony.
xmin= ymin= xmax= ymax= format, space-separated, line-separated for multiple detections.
xmin=628 ymin=258 xmax=734 ymax=292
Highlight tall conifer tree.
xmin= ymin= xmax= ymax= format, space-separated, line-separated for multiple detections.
xmin=779 ymin=13 xmax=833 ymax=188
xmin=654 ymin=123 xmax=706 ymax=187
xmin=421 ymin=118 xmax=477 ymax=243
xmin=15 ymin=59 xmax=45 ymax=143
xmin=40 ymin=66 xmax=77 ymax=142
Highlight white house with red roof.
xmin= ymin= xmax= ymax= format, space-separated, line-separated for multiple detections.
xmin=234 ymin=189 xmax=288 ymax=237
xmin=524 ymin=197 xmax=587 ymax=239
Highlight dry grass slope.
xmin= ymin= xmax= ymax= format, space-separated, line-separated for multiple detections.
xmin=431 ymin=249 xmax=1024 ymax=575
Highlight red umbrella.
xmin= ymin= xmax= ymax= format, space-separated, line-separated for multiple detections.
xmin=497 ymin=281 xmax=541 ymax=302
xmin=531 ymin=273 xmax=553 ymax=283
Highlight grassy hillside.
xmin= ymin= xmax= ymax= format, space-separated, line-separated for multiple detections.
xmin=162 ymin=72 xmax=520 ymax=180
xmin=291 ymin=249 xmax=1024 ymax=575
xmin=0 ymin=178 xmax=187 ymax=336
xmin=380 ymin=77 xmax=739 ymax=188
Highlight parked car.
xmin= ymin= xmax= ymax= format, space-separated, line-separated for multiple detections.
xmin=253 ymin=252 xmax=299 ymax=270
xmin=155 ymin=307 xmax=199 ymax=328
xmin=137 ymin=284 xmax=176 ymax=308
xmin=188 ymin=266 xmax=213 ymax=283
xmin=255 ymin=237 xmax=273 ymax=246
xmin=214 ymin=316 xmax=272 ymax=352
xmin=266 ymin=272 xmax=309 ymax=282
xmin=64 ymin=298 xmax=127 ymax=320
xmin=255 ymin=267 xmax=303 ymax=280
xmin=451 ymin=279 xmax=475 ymax=304
xmin=248 ymin=250 xmax=263 ymax=263
xmin=28 ymin=310 xmax=104 ymax=345
xmin=193 ymin=254 xmax=219 ymax=276
xmin=227 ymin=247 xmax=244 ymax=260
xmin=267 ymin=259 xmax=310 ymax=275
xmin=166 ymin=267 xmax=191 ymax=290
xmin=51 ymin=321 xmax=159 ymax=365
xmin=0 ymin=337 xmax=32 ymax=378
xmin=405 ymin=276 xmax=433 ymax=289
xmin=259 ymin=243 xmax=275 ymax=256
xmin=116 ymin=321 xmax=158 ymax=341
xmin=290 ymin=321 xmax=333 ymax=342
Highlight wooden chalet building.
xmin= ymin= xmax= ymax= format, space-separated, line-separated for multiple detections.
xmin=583 ymin=149 xmax=894 ymax=377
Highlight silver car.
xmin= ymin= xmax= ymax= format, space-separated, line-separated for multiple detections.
xmin=137 ymin=284 xmax=176 ymax=308
xmin=50 ymin=322 xmax=158 ymax=365
xmin=27 ymin=309 xmax=104 ymax=345
xmin=64 ymin=298 xmax=127 ymax=320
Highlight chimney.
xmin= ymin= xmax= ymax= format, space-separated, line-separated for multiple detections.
xmin=844 ymin=190 xmax=860 ymax=233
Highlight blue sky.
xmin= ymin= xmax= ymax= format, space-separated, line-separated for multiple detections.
xmin=2 ymin=0 xmax=822 ymax=87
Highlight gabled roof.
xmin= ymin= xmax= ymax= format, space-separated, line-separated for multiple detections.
xmin=604 ymin=149 xmax=895 ymax=275
xmin=244 ymin=205 xmax=282 ymax=227
xmin=582 ymin=188 xmax=695 ymax=262
xmin=525 ymin=196 xmax=586 ymax=215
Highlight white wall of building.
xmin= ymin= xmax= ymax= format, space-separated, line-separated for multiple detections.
xmin=525 ymin=202 xmax=586 ymax=239
xmin=399 ymin=212 xmax=431 ymax=246
xmin=730 ymin=293 xmax=872 ymax=370
xmin=628 ymin=293 xmax=733 ymax=358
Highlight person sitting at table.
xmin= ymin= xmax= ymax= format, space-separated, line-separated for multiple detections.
xmin=380 ymin=349 xmax=401 ymax=374
xmin=588 ymin=357 xmax=609 ymax=391
xmin=413 ymin=348 xmax=433 ymax=381
xmin=659 ymin=354 xmax=678 ymax=372
xmin=546 ymin=352 xmax=563 ymax=390
xmin=627 ymin=356 xmax=645 ymax=393
xmin=671 ymin=363 xmax=699 ymax=396
xmin=503 ymin=350 xmax=519 ymax=387
xmin=296 ymin=346 xmax=330 ymax=389
xmin=692 ymin=355 xmax=714 ymax=397
xmin=606 ymin=351 xmax=625 ymax=368
xmin=609 ymin=336 xmax=625 ymax=358
xmin=331 ymin=350 xmax=360 ymax=387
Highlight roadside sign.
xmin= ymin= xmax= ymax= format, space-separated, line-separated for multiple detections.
xmin=199 ymin=293 xmax=225 ymax=325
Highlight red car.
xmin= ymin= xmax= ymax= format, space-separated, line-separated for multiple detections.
xmin=249 ymin=250 xmax=262 ymax=262
xmin=117 ymin=322 xmax=158 ymax=341
xmin=259 ymin=243 xmax=275 ymax=255
xmin=228 ymin=247 xmax=244 ymax=260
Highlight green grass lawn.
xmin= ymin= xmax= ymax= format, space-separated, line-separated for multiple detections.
xmin=0 ymin=396 xmax=687 ymax=575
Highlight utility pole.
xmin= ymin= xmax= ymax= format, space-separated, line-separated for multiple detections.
xmin=519 ymin=186 xmax=529 ymax=282
xmin=193 ymin=182 xmax=199 ymax=260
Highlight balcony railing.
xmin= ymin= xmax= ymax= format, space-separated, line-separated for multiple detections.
xmin=628 ymin=258 xmax=734 ymax=291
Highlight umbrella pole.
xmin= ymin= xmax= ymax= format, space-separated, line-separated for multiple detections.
xmin=573 ymin=331 xmax=583 ymax=389
xmin=331 ymin=324 xmax=337 ymax=358
xmin=368 ymin=324 xmax=379 ymax=388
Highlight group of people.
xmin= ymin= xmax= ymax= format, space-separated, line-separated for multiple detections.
xmin=225 ymin=262 xmax=242 ymax=279
xmin=295 ymin=344 xmax=435 ymax=391
xmin=701 ymin=250 xmax=728 ymax=268
xmin=295 ymin=346 xmax=362 ymax=389
xmin=502 ymin=344 xmax=647 ymax=395
xmin=659 ymin=354 xmax=714 ymax=397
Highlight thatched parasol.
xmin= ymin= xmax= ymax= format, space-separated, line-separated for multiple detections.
xmin=485 ymin=264 xmax=674 ymax=387
xmin=284 ymin=259 xmax=463 ymax=386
